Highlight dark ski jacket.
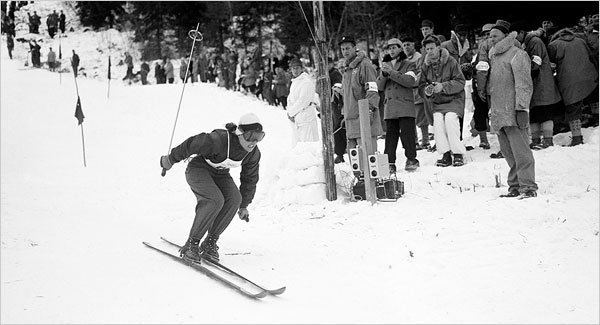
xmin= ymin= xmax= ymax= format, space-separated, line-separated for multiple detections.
xmin=169 ymin=129 xmax=261 ymax=208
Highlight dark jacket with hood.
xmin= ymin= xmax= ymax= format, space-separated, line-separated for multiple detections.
xmin=376 ymin=52 xmax=418 ymax=119
xmin=169 ymin=129 xmax=261 ymax=208
xmin=418 ymin=47 xmax=466 ymax=117
xmin=548 ymin=28 xmax=599 ymax=105
xmin=523 ymin=32 xmax=562 ymax=107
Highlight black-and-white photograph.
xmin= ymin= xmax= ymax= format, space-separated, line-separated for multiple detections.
xmin=1 ymin=0 xmax=598 ymax=323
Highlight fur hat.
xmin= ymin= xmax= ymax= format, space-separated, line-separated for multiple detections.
xmin=385 ymin=38 xmax=403 ymax=49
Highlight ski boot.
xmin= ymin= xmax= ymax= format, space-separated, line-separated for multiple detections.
xmin=200 ymin=235 xmax=220 ymax=262
xmin=180 ymin=237 xmax=201 ymax=262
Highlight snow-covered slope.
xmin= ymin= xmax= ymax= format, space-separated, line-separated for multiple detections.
xmin=1 ymin=35 xmax=599 ymax=324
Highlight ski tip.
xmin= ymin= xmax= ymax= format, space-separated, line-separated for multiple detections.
xmin=252 ymin=290 xmax=269 ymax=299
xmin=269 ymin=286 xmax=286 ymax=295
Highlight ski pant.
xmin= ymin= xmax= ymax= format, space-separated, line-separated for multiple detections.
xmin=334 ymin=127 xmax=347 ymax=157
xmin=433 ymin=112 xmax=465 ymax=155
xmin=472 ymin=91 xmax=490 ymax=132
xmin=497 ymin=126 xmax=538 ymax=193
xmin=384 ymin=117 xmax=417 ymax=163
xmin=185 ymin=166 xmax=242 ymax=241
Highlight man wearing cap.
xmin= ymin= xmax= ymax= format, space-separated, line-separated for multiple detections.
xmin=487 ymin=19 xmax=537 ymax=198
xmin=421 ymin=19 xmax=447 ymax=44
xmin=418 ymin=34 xmax=466 ymax=167
xmin=287 ymin=58 xmax=320 ymax=146
xmin=160 ymin=113 xmax=265 ymax=262
xmin=377 ymin=38 xmax=420 ymax=172
xmin=338 ymin=35 xmax=383 ymax=174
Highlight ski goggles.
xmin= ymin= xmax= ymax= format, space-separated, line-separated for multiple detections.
xmin=242 ymin=130 xmax=265 ymax=142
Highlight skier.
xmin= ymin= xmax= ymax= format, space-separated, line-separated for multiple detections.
xmin=159 ymin=113 xmax=265 ymax=263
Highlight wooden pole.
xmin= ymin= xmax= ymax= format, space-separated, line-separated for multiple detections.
xmin=80 ymin=123 xmax=87 ymax=167
xmin=313 ymin=0 xmax=336 ymax=201
xmin=358 ymin=99 xmax=376 ymax=204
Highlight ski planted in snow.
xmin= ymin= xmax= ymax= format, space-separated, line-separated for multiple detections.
xmin=160 ymin=237 xmax=286 ymax=296
xmin=142 ymin=241 xmax=268 ymax=299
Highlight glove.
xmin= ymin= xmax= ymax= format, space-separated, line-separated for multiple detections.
xmin=238 ymin=208 xmax=249 ymax=222
xmin=516 ymin=110 xmax=529 ymax=129
xmin=432 ymin=82 xmax=444 ymax=94
xmin=160 ymin=155 xmax=173 ymax=170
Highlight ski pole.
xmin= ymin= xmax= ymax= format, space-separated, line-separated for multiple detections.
xmin=162 ymin=23 xmax=203 ymax=177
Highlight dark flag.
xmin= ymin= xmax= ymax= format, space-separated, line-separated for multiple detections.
xmin=108 ymin=56 xmax=111 ymax=79
xmin=74 ymin=96 xmax=85 ymax=125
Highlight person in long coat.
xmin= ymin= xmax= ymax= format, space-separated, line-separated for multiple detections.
xmin=487 ymin=20 xmax=536 ymax=198
xmin=286 ymin=58 xmax=320 ymax=147
xmin=273 ymin=66 xmax=290 ymax=109
xmin=418 ymin=35 xmax=466 ymax=167
xmin=377 ymin=38 xmax=420 ymax=172
xmin=339 ymin=35 xmax=383 ymax=176
xmin=548 ymin=28 xmax=599 ymax=146
xmin=517 ymin=30 xmax=562 ymax=149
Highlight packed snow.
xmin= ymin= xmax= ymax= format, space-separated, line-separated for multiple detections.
xmin=1 ymin=26 xmax=599 ymax=324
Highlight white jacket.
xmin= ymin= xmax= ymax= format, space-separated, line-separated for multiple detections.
xmin=287 ymin=72 xmax=319 ymax=146
xmin=287 ymin=72 xmax=318 ymax=125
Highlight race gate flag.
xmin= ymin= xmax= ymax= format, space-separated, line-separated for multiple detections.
xmin=74 ymin=96 xmax=85 ymax=125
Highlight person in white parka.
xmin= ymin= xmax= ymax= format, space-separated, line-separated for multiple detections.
xmin=287 ymin=58 xmax=320 ymax=147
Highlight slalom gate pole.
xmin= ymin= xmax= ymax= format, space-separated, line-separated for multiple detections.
xmin=161 ymin=23 xmax=202 ymax=177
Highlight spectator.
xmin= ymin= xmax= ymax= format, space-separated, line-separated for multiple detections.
xmin=180 ymin=58 xmax=189 ymax=83
xmin=548 ymin=28 xmax=599 ymax=146
xmin=487 ymin=20 xmax=537 ymax=198
xmin=472 ymin=23 xmax=495 ymax=150
xmin=402 ymin=35 xmax=432 ymax=150
xmin=273 ymin=65 xmax=290 ymax=109
xmin=242 ymin=65 xmax=258 ymax=94
xmin=46 ymin=12 xmax=57 ymax=38
xmin=70 ymin=49 xmax=80 ymax=77
xmin=27 ymin=12 xmax=33 ymax=33
xmin=377 ymin=38 xmax=420 ymax=172
xmin=164 ymin=57 xmax=174 ymax=84
xmin=197 ymin=52 xmax=209 ymax=82
xmin=339 ymin=35 xmax=383 ymax=175
xmin=123 ymin=52 xmax=134 ymax=81
xmin=418 ymin=35 xmax=466 ymax=167
xmin=442 ymin=24 xmax=472 ymax=64
xmin=227 ymin=54 xmax=237 ymax=90
xmin=47 ymin=47 xmax=56 ymax=71
xmin=287 ymin=58 xmax=320 ymax=146
xmin=140 ymin=61 xmax=150 ymax=85
xmin=29 ymin=40 xmax=41 ymax=68
xmin=6 ymin=34 xmax=14 ymax=59
xmin=420 ymin=19 xmax=447 ymax=45
xmin=59 ymin=10 xmax=66 ymax=34
xmin=516 ymin=28 xmax=562 ymax=149
xmin=261 ymin=65 xmax=276 ymax=105
xmin=327 ymin=58 xmax=346 ymax=163
xmin=154 ymin=61 xmax=165 ymax=84
xmin=31 ymin=11 xmax=40 ymax=34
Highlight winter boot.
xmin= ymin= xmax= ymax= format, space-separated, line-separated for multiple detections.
xmin=518 ymin=190 xmax=537 ymax=199
xmin=569 ymin=135 xmax=584 ymax=147
xmin=180 ymin=237 xmax=201 ymax=262
xmin=542 ymin=137 xmax=554 ymax=148
xmin=499 ymin=190 xmax=520 ymax=198
xmin=490 ymin=151 xmax=504 ymax=159
xmin=436 ymin=151 xmax=452 ymax=167
xmin=452 ymin=154 xmax=464 ymax=166
xmin=529 ymin=138 xmax=542 ymax=150
xmin=200 ymin=235 xmax=220 ymax=262
xmin=405 ymin=158 xmax=419 ymax=171
xmin=389 ymin=163 xmax=397 ymax=174
xmin=479 ymin=141 xmax=490 ymax=150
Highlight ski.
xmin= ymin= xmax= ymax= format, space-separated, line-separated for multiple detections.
xmin=160 ymin=237 xmax=286 ymax=296
xmin=142 ymin=241 xmax=268 ymax=299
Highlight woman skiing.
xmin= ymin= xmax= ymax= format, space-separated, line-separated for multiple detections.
xmin=160 ymin=113 xmax=265 ymax=262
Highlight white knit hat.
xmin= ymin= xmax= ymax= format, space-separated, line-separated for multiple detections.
xmin=236 ymin=113 xmax=263 ymax=134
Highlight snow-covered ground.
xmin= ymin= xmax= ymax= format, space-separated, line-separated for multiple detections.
xmin=2 ymin=21 xmax=599 ymax=325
